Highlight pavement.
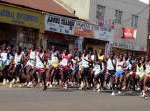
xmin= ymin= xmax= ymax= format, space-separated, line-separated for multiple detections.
xmin=0 ymin=86 xmax=150 ymax=111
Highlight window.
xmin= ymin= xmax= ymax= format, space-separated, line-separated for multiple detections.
xmin=96 ymin=5 xmax=106 ymax=18
xmin=131 ymin=15 xmax=138 ymax=28
xmin=115 ymin=10 xmax=122 ymax=24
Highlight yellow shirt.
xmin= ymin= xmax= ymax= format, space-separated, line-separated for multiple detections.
xmin=98 ymin=55 xmax=104 ymax=60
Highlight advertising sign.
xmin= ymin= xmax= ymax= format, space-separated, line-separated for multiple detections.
xmin=0 ymin=4 xmax=43 ymax=30
xmin=74 ymin=21 xmax=99 ymax=38
xmin=45 ymin=14 xmax=75 ymax=35
xmin=122 ymin=28 xmax=137 ymax=39
xmin=94 ymin=27 xmax=114 ymax=43
xmin=113 ymin=41 xmax=135 ymax=50
xmin=113 ymin=41 xmax=146 ymax=51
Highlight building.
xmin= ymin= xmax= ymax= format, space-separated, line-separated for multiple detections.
xmin=0 ymin=0 xmax=76 ymax=50
xmin=60 ymin=0 xmax=149 ymax=55
xmin=0 ymin=2 xmax=44 ymax=48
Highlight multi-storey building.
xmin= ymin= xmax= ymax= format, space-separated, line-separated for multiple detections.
xmin=60 ymin=0 xmax=149 ymax=55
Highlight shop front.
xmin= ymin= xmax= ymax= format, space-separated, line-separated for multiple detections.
xmin=0 ymin=3 xmax=44 ymax=48
xmin=85 ymin=26 xmax=114 ymax=52
xmin=44 ymin=31 xmax=74 ymax=51
xmin=44 ymin=13 xmax=114 ymax=53
xmin=74 ymin=22 xmax=114 ymax=52
xmin=44 ymin=13 xmax=76 ymax=52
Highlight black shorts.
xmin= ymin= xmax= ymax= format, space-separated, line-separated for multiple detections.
xmin=108 ymin=70 xmax=116 ymax=76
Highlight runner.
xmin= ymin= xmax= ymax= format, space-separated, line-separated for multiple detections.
xmin=113 ymin=56 xmax=126 ymax=95
xmin=25 ymin=45 xmax=37 ymax=87
xmin=92 ymin=54 xmax=105 ymax=92
xmin=106 ymin=52 xmax=116 ymax=92
xmin=142 ymin=56 xmax=150 ymax=98
xmin=59 ymin=50 xmax=71 ymax=89
xmin=136 ymin=59 xmax=145 ymax=94
xmin=10 ymin=47 xmax=24 ymax=87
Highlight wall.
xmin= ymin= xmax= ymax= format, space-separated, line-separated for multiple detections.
xmin=60 ymin=0 xmax=91 ymax=20
xmin=89 ymin=0 xmax=149 ymax=52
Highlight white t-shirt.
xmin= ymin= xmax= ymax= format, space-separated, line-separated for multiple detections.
xmin=1 ymin=52 xmax=7 ymax=61
xmin=81 ymin=56 xmax=89 ymax=68
xmin=51 ymin=54 xmax=58 ymax=63
xmin=14 ymin=53 xmax=22 ymax=65
xmin=93 ymin=62 xmax=104 ymax=75
xmin=36 ymin=53 xmax=44 ymax=68
xmin=107 ymin=58 xmax=115 ymax=70
xmin=91 ymin=55 xmax=95 ymax=61
xmin=116 ymin=61 xmax=124 ymax=72
xmin=30 ymin=51 xmax=36 ymax=60
xmin=59 ymin=56 xmax=69 ymax=66
xmin=145 ymin=63 xmax=150 ymax=74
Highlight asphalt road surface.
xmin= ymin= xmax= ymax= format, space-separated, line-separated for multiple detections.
xmin=0 ymin=87 xmax=150 ymax=111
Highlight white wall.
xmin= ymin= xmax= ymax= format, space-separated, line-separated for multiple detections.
xmin=60 ymin=0 xmax=149 ymax=51
xmin=89 ymin=0 xmax=149 ymax=51
xmin=60 ymin=0 xmax=91 ymax=20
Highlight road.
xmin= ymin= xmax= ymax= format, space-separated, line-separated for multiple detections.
xmin=0 ymin=87 xmax=150 ymax=111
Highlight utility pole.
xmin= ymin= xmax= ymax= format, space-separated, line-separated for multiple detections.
xmin=147 ymin=0 xmax=150 ymax=55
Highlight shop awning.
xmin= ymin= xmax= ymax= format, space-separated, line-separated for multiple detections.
xmin=1 ymin=0 xmax=76 ymax=18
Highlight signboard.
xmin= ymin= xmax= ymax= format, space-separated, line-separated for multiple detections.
xmin=45 ymin=13 xmax=113 ymax=42
xmin=74 ymin=27 xmax=94 ymax=38
xmin=74 ymin=21 xmax=99 ymax=38
xmin=122 ymin=28 xmax=137 ymax=39
xmin=0 ymin=4 xmax=43 ymax=30
xmin=113 ymin=42 xmax=135 ymax=50
xmin=113 ymin=41 xmax=146 ymax=51
xmin=94 ymin=27 xmax=114 ymax=43
xmin=45 ymin=14 xmax=75 ymax=35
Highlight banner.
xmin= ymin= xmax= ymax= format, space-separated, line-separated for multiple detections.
xmin=45 ymin=13 xmax=114 ymax=42
xmin=74 ymin=21 xmax=99 ymax=38
xmin=113 ymin=41 xmax=146 ymax=51
xmin=122 ymin=28 xmax=137 ymax=39
xmin=113 ymin=41 xmax=135 ymax=50
xmin=0 ymin=4 xmax=43 ymax=31
xmin=45 ymin=14 xmax=75 ymax=35
xmin=94 ymin=27 xmax=114 ymax=43
xmin=74 ymin=27 xmax=94 ymax=38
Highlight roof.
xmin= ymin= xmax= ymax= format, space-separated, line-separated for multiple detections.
xmin=0 ymin=0 xmax=76 ymax=18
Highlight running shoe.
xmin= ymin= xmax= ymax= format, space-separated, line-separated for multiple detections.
xmin=63 ymin=84 xmax=68 ymax=90
xmin=18 ymin=84 xmax=22 ymax=88
xmin=111 ymin=91 xmax=116 ymax=96
xmin=2 ymin=79 xmax=6 ymax=85
xmin=97 ymin=89 xmax=101 ymax=92
xmin=16 ymin=77 xmax=20 ymax=83
xmin=122 ymin=86 xmax=126 ymax=90
xmin=118 ymin=91 xmax=121 ymax=95
xmin=137 ymin=87 xmax=140 ymax=91
xmin=6 ymin=79 xmax=9 ymax=84
xmin=27 ymin=82 xmax=33 ymax=88
xmin=9 ymin=79 xmax=15 ymax=88
xmin=48 ymin=84 xmax=53 ymax=88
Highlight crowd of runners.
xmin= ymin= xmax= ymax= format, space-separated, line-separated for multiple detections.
xmin=0 ymin=44 xmax=150 ymax=98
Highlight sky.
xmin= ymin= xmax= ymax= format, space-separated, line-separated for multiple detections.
xmin=139 ymin=0 xmax=149 ymax=4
